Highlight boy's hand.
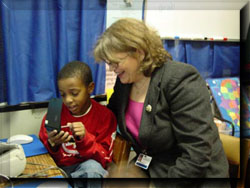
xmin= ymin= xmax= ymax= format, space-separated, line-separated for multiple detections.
xmin=69 ymin=122 xmax=86 ymax=140
xmin=47 ymin=130 xmax=73 ymax=148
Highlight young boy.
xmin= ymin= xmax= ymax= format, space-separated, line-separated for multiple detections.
xmin=39 ymin=61 xmax=117 ymax=186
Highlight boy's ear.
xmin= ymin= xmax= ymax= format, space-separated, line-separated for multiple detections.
xmin=88 ymin=82 xmax=95 ymax=94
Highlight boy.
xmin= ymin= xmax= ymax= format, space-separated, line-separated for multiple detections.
xmin=39 ymin=61 xmax=117 ymax=186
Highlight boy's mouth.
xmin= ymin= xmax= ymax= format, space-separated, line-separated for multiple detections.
xmin=68 ymin=105 xmax=77 ymax=113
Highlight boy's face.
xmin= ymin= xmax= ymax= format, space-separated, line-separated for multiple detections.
xmin=58 ymin=77 xmax=94 ymax=116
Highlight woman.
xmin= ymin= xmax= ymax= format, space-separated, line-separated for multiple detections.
xmin=94 ymin=18 xmax=230 ymax=187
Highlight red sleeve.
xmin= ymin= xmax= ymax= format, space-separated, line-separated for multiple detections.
xmin=39 ymin=114 xmax=65 ymax=163
xmin=75 ymin=108 xmax=117 ymax=168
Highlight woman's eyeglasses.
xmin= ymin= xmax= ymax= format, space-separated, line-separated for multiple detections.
xmin=106 ymin=54 xmax=129 ymax=69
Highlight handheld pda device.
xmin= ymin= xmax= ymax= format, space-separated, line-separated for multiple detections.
xmin=45 ymin=98 xmax=63 ymax=132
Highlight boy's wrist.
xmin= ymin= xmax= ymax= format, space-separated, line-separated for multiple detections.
xmin=48 ymin=139 xmax=55 ymax=147
xmin=48 ymin=139 xmax=60 ymax=152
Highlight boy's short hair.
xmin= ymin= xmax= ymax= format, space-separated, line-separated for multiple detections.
xmin=58 ymin=61 xmax=93 ymax=86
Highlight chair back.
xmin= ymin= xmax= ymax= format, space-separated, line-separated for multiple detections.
xmin=219 ymin=134 xmax=250 ymax=188
xmin=219 ymin=134 xmax=240 ymax=165
xmin=113 ymin=133 xmax=131 ymax=169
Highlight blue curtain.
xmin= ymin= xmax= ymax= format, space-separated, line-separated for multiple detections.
xmin=0 ymin=5 xmax=6 ymax=103
xmin=0 ymin=0 xmax=106 ymax=105
xmin=163 ymin=40 xmax=240 ymax=79
xmin=0 ymin=0 xmax=241 ymax=105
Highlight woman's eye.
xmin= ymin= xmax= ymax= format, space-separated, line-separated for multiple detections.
xmin=72 ymin=93 xmax=78 ymax=96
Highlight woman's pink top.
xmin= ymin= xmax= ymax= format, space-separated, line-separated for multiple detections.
xmin=125 ymin=98 xmax=144 ymax=145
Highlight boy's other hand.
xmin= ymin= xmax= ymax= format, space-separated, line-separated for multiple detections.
xmin=69 ymin=122 xmax=86 ymax=140
xmin=48 ymin=129 xmax=73 ymax=147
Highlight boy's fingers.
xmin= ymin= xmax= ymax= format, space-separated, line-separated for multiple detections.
xmin=67 ymin=122 xmax=73 ymax=129
xmin=61 ymin=131 xmax=71 ymax=141
xmin=71 ymin=122 xmax=84 ymax=128
xmin=72 ymin=127 xmax=84 ymax=132
xmin=48 ymin=130 xmax=57 ymax=137
xmin=58 ymin=132 xmax=74 ymax=143
xmin=65 ymin=135 xmax=73 ymax=142
xmin=54 ymin=130 xmax=64 ymax=140
xmin=71 ymin=123 xmax=85 ymax=133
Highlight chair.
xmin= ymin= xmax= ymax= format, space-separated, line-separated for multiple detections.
xmin=107 ymin=132 xmax=131 ymax=175
xmin=219 ymin=133 xmax=250 ymax=188
xmin=112 ymin=133 xmax=131 ymax=167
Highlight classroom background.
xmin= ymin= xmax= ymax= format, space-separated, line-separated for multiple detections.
xmin=0 ymin=0 xmax=248 ymax=136
xmin=0 ymin=0 xmax=249 ymax=187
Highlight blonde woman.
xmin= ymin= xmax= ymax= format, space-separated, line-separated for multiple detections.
xmin=94 ymin=18 xmax=230 ymax=187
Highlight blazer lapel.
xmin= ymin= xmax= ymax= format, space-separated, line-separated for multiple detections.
xmin=117 ymin=63 xmax=167 ymax=152
xmin=139 ymin=65 xmax=166 ymax=151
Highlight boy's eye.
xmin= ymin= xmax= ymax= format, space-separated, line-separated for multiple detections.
xmin=72 ymin=92 xmax=78 ymax=96
xmin=60 ymin=93 xmax=65 ymax=97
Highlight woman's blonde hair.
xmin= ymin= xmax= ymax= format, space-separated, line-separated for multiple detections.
xmin=93 ymin=18 xmax=172 ymax=76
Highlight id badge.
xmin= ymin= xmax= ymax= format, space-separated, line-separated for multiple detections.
xmin=135 ymin=153 xmax=152 ymax=170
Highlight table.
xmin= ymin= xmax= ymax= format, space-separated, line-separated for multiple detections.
xmin=0 ymin=153 xmax=66 ymax=187
xmin=22 ymin=153 xmax=65 ymax=177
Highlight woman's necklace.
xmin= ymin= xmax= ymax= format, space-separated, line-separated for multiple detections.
xmin=133 ymin=77 xmax=150 ymax=95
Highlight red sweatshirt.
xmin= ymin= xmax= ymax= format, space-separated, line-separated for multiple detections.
xmin=39 ymin=99 xmax=117 ymax=168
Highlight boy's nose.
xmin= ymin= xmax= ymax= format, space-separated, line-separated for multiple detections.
xmin=65 ymin=96 xmax=73 ymax=104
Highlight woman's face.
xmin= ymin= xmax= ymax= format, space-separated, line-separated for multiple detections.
xmin=107 ymin=52 xmax=144 ymax=84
